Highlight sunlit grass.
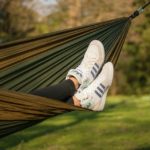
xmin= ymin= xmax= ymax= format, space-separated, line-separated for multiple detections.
xmin=0 ymin=95 xmax=150 ymax=150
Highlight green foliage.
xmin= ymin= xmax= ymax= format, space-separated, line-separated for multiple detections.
xmin=0 ymin=0 xmax=36 ymax=42
xmin=120 ymin=1 xmax=150 ymax=94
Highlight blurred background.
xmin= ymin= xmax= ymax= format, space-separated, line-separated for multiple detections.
xmin=0 ymin=0 xmax=150 ymax=150
xmin=0 ymin=0 xmax=150 ymax=95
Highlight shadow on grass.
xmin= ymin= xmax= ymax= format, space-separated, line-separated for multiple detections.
xmin=106 ymin=99 xmax=135 ymax=111
xmin=134 ymin=146 xmax=150 ymax=150
xmin=0 ymin=111 xmax=99 ymax=149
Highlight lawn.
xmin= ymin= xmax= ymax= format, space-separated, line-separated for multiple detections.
xmin=0 ymin=95 xmax=150 ymax=150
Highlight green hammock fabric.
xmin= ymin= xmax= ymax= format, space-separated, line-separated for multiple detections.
xmin=0 ymin=17 xmax=130 ymax=92
xmin=0 ymin=17 xmax=131 ymax=138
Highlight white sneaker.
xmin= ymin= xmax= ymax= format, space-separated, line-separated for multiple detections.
xmin=74 ymin=62 xmax=114 ymax=111
xmin=66 ymin=40 xmax=105 ymax=90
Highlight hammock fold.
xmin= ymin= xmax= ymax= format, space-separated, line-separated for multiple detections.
xmin=0 ymin=17 xmax=131 ymax=138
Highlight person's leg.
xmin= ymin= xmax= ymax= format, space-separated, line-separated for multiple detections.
xmin=31 ymin=40 xmax=106 ymax=108
xmin=30 ymin=77 xmax=79 ymax=103
xmin=66 ymin=40 xmax=105 ymax=107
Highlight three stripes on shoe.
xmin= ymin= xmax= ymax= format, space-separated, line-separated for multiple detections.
xmin=90 ymin=63 xmax=106 ymax=98
xmin=72 ymin=63 xmax=106 ymax=99
xmin=95 ymin=83 xmax=106 ymax=98
xmin=91 ymin=63 xmax=100 ymax=78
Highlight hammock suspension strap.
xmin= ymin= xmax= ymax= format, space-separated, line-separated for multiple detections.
xmin=129 ymin=1 xmax=150 ymax=19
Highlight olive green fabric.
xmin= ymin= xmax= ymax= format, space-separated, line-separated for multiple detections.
xmin=0 ymin=17 xmax=131 ymax=138
xmin=0 ymin=90 xmax=84 ymax=138
xmin=0 ymin=17 xmax=130 ymax=92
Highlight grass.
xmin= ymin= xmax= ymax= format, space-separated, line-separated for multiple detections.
xmin=0 ymin=95 xmax=150 ymax=150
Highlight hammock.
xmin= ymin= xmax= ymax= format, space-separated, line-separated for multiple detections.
xmin=0 ymin=2 xmax=150 ymax=138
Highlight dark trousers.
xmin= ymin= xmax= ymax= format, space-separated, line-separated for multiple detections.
xmin=30 ymin=80 xmax=76 ymax=103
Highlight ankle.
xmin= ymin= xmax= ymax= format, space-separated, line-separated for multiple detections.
xmin=68 ymin=77 xmax=79 ymax=90
xmin=72 ymin=96 xmax=81 ymax=106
